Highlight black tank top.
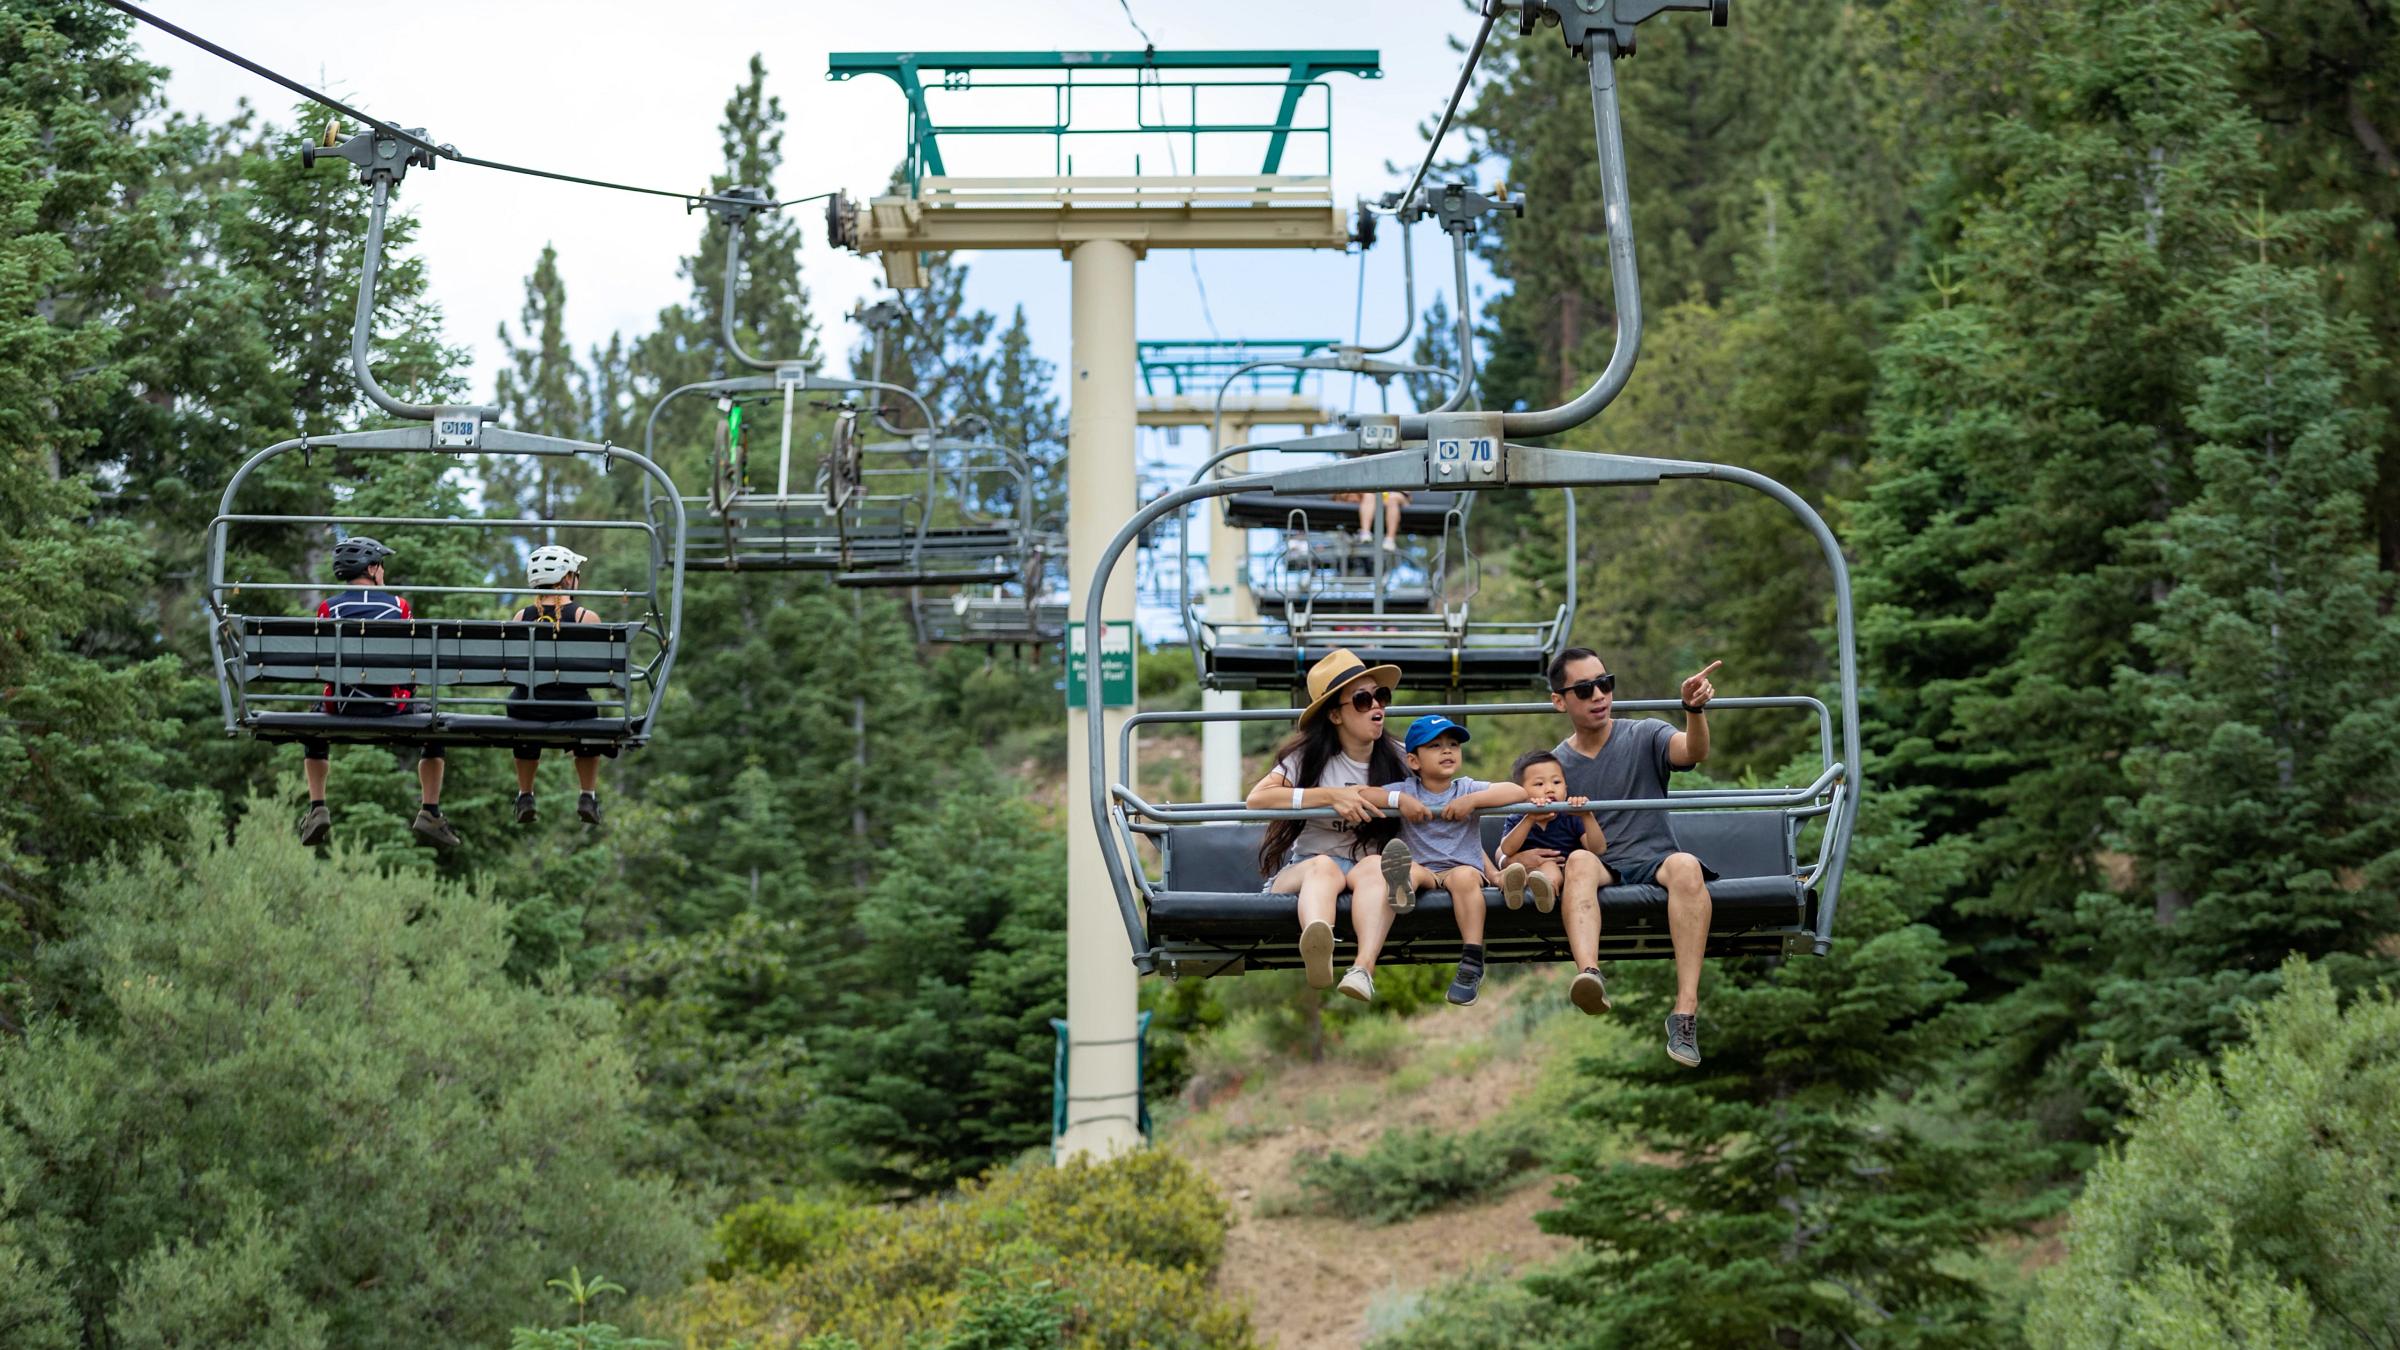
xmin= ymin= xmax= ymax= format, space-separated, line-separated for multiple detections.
xmin=508 ymin=600 xmax=596 ymax=718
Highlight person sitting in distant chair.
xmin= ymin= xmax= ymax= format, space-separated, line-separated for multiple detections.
xmin=505 ymin=544 xmax=611 ymax=828
xmin=1545 ymin=647 xmax=1723 ymax=1067
xmin=295 ymin=536 xmax=458 ymax=851
xmin=1331 ymin=490 xmax=1411 ymax=551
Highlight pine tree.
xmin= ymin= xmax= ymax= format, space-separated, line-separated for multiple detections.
xmin=2074 ymin=260 xmax=2400 ymax=1094
xmin=491 ymin=242 xmax=595 ymax=533
xmin=1528 ymin=788 xmax=2051 ymax=1347
xmin=1852 ymin=0 xmax=2284 ymax=1102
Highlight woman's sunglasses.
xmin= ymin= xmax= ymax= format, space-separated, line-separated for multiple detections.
xmin=1552 ymin=673 xmax=1617 ymax=700
xmin=1346 ymin=685 xmax=1396 ymax=712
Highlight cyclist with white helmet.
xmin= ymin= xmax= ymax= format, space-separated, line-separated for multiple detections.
xmin=505 ymin=544 xmax=609 ymax=826
xmin=296 ymin=536 xmax=459 ymax=850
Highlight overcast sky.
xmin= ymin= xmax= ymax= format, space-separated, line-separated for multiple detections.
xmin=138 ymin=0 xmax=1504 ymax=428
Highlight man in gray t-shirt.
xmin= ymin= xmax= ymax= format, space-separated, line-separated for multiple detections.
xmin=1543 ymin=647 xmax=1723 ymax=1070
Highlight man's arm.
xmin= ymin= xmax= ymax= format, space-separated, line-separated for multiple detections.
xmin=1667 ymin=660 xmax=1721 ymax=768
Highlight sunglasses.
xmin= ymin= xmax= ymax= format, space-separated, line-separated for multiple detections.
xmin=1346 ymin=685 xmax=1396 ymax=713
xmin=1552 ymin=673 xmax=1617 ymax=700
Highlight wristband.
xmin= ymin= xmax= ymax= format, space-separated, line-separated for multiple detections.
xmin=1291 ymin=788 xmax=1305 ymax=810
xmin=1682 ymin=702 xmax=1708 ymax=714
xmin=1387 ymin=790 xmax=1403 ymax=809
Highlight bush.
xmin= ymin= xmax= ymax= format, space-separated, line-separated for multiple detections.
xmin=665 ymin=1151 xmax=1253 ymax=1349
xmin=711 ymin=1191 xmax=864 ymax=1278
xmin=2025 ymin=958 xmax=2400 ymax=1348
xmin=1294 ymin=1120 xmax=1543 ymax=1225
xmin=0 ymin=803 xmax=706 ymax=1348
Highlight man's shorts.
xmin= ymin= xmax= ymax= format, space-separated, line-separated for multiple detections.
xmin=1602 ymin=851 xmax=1720 ymax=889
xmin=301 ymin=739 xmax=442 ymax=764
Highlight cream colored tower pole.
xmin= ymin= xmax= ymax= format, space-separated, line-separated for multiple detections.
xmin=1062 ymin=237 xmax=1144 ymax=1162
xmin=1200 ymin=414 xmax=1255 ymax=804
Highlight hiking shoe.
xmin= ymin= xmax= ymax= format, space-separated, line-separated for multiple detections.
xmin=1499 ymin=862 xmax=1528 ymax=910
xmin=1527 ymin=871 xmax=1556 ymax=914
xmin=576 ymin=792 xmax=602 ymax=826
xmin=1447 ymin=961 xmax=1484 ymax=1007
xmin=1570 ymin=966 xmax=1611 ymax=1015
xmin=297 ymin=802 xmax=331 ymax=847
xmin=1380 ymin=838 xmax=1416 ymax=914
xmin=513 ymin=792 xmax=538 ymax=825
xmin=1337 ymin=967 xmax=1376 ymax=1003
xmin=1299 ymin=919 xmax=1337 ymax=989
xmin=1665 ymin=1012 xmax=1701 ymax=1067
xmin=410 ymin=808 xmax=460 ymax=851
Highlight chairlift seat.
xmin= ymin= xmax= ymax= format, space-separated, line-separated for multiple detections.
xmin=1249 ymin=585 xmax=1436 ymax=613
xmin=1205 ymin=632 xmax=1555 ymax=692
xmin=226 ymin=615 xmax=645 ymax=749
xmin=1146 ymin=811 xmax=1813 ymax=972
xmin=1222 ymin=490 xmax=1463 ymax=533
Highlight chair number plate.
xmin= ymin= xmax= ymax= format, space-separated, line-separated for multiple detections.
xmin=433 ymin=414 xmax=480 ymax=448
xmin=1432 ymin=436 xmax=1497 ymax=479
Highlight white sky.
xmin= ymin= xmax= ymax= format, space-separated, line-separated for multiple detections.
xmin=138 ymin=0 xmax=1503 ymax=416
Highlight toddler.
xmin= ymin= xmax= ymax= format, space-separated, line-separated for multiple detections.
xmin=1496 ymin=749 xmax=1606 ymax=914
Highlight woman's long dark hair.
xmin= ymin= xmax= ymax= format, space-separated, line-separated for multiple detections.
xmin=1257 ymin=713 xmax=1407 ymax=877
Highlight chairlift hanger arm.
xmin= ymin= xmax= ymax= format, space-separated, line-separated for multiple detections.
xmin=714 ymin=207 xmax=941 ymax=432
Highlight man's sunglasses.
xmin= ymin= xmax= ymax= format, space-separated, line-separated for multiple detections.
xmin=1552 ymin=673 xmax=1617 ymax=700
xmin=1346 ymin=685 xmax=1396 ymax=712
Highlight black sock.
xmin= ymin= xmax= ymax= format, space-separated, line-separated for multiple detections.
xmin=1459 ymin=943 xmax=1485 ymax=977
xmin=309 ymin=798 xmax=325 ymax=809
xmin=419 ymin=802 xmax=441 ymax=816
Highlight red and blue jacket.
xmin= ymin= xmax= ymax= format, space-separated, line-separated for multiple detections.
xmin=319 ymin=587 xmax=415 ymax=714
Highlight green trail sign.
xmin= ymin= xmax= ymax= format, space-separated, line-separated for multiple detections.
xmin=1065 ymin=620 xmax=1137 ymax=710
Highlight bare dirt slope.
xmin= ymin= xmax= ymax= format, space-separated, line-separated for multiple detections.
xmin=1162 ymin=973 xmax=1588 ymax=1348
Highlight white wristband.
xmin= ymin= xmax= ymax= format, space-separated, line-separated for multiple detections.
xmin=1291 ymin=788 xmax=1305 ymax=810
xmin=1387 ymin=790 xmax=1402 ymax=809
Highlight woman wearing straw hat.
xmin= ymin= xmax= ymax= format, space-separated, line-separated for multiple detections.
xmin=1243 ymin=649 xmax=1412 ymax=1001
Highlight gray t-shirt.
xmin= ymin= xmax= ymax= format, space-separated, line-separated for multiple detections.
xmin=1274 ymin=749 xmax=1374 ymax=860
xmin=1381 ymin=775 xmax=1492 ymax=873
xmin=1554 ymin=719 xmax=1684 ymax=864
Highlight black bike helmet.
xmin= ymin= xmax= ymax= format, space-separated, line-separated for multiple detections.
xmin=330 ymin=536 xmax=395 ymax=581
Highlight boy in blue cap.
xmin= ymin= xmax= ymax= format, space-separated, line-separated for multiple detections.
xmin=1377 ymin=714 xmax=1529 ymax=1006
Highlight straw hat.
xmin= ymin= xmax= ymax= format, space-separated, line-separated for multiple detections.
xmin=1296 ymin=649 xmax=1403 ymax=726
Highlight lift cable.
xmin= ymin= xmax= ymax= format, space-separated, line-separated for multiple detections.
xmin=98 ymin=0 xmax=830 ymax=212
xmin=1396 ymin=4 xmax=1500 ymax=211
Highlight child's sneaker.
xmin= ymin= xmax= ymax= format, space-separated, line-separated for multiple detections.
xmin=1380 ymin=839 xmax=1416 ymax=914
xmin=1527 ymin=871 xmax=1556 ymax=914
xmin=1447 ymin=960 xmax=1484 ymax=1007
xmin=513 ymin=792 xmax=538 ymax=824
xmin=1499 ymin=862 xmax=1528 ymax=909
xmin=1299 ymin=919 xmax=1337 ymax=989
xmin=1337 ymin=967 xmax=1375 ymax=1003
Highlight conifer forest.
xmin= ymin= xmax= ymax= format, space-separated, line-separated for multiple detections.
xmin=4 ymin=1 xmax=2399 ymax=1346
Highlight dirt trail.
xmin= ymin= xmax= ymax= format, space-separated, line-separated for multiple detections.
xmin=1164 ymin=976 xmax=1579 ymax=1348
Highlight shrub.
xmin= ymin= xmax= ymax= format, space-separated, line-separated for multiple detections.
xmin=2025 ymin=958 xmax=2400 ymax=1348
xmin=711 ymin=1191 xmax=863 ymax=1278
xmin=664 ymin=1151 xmax=1253 ymax=1349
xmin=0 ymin=803 xmax=705 ymax=1347
xmin=1294 ymin=1120 xmax=1543 ymax=1225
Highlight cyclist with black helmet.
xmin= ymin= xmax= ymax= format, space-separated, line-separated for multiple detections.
xmin=295 ymin=537 xmax=459 ymax=850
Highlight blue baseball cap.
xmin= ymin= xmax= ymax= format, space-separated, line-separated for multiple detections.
xmin=1403 ymin=715 xmax=1470 ymax=754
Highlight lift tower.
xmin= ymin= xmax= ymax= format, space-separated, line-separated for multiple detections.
xmin=826 ymin=49 xmax=1379 ymax=1162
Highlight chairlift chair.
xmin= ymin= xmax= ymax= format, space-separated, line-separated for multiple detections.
xmin=208 ymin=129 xmax=687 ymax=755
xmin=1080 ymin=0 xmax=1860 ymax=977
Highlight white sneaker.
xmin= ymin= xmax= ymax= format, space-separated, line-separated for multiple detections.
xmin=1300 ymin=919 xmax=1337 ymax=989
xmin=1338 ymin=967 xmax=1376 ymax=1003
xmin=1354 ymin=527 xmax=1373 ymax=544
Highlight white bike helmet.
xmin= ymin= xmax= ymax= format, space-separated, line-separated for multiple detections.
xmin=527 ymin=544 xmax=588 ymax=588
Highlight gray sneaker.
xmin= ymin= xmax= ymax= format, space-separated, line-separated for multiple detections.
xmin=1570 ymin=967 xmax=1611 ymax=1015
xmin=297 ymin=802 xmax=331 ymax=846
xmin=1380 ymin=838 xmax=1416 ymax=914
xmin=1664 ymin=1012 xmax=1701 ymax=1067
xmin=411 ymin=807 xmax=460 ymax=851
